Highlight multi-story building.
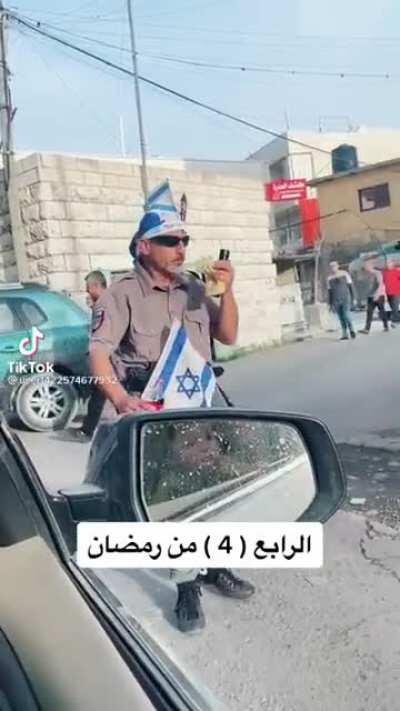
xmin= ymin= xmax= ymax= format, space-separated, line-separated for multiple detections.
xmin=248 ymin=127 xmax=400 ymax=256
xmin=247 ymin=127 xmax=400 ymax=309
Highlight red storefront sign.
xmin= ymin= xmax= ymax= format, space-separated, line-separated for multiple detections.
xmin=299 ymin=198 xmax=321 ymax=248
xmin=265 ymin=178 xmax=307 ymax=202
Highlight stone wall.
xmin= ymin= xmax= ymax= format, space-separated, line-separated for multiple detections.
xmin=5 ymin=152 xmax=281 ymax=350
xmin=0 ymin=168 xmax=16 ymax=282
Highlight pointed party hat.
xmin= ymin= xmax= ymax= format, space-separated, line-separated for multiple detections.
xmin=135 ymin=179 xmax=187 ymax=241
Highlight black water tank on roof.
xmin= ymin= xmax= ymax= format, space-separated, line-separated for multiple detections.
xmin=331 ymin=144 xmax=359 ymax=174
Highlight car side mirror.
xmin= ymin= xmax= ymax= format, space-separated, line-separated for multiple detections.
xmin=114 ymin=410 xmax=346 ymax=524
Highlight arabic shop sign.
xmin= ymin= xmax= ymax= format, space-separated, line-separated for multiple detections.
xmin=265 ymin=179 xmax=307 ymax=202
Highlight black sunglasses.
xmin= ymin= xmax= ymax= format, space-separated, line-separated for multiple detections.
xmin=152 ymin=235 xmax=190 ymax=248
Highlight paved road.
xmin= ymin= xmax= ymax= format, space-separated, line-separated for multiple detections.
xmin=18 ymin=322 xmax=400 ymax=711
xmin=223 ymin=316 xmax=397 ymax=444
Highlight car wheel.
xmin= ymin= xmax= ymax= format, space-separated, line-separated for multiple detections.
xmin=14 ymin=374 xmax=78 ymax=432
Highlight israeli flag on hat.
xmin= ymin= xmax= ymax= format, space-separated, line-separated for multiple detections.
xmin=136 ymin=179 xmax=186 ymax=241
xmin=142 ymin=319 xmax=216 ymax=409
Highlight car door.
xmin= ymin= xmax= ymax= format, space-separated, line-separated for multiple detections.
xmin=30 ymin=291 xmax=89 ymax=373
xmin=0 ymin=419 xmax=217 ymax=711
xmin=0 ymin=299 xmax=29 ymax=381
xmin=0 ymin=421 xmax=159 ymax=711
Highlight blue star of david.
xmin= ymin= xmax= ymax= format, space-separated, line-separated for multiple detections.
xmin=176 ymin=368 xmax=201 ymax=399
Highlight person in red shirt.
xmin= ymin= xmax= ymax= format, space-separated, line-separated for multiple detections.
xmin=383 ymin=259 xmax=400 ymax=328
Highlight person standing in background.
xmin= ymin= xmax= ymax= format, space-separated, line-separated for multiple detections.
xmin=67 ymin=271 xmax=108 ymax=442
xmin=382 ymin=259 xmax=400 ymax=328
xmin=360 ymin=261 xmax=389 ymax=334
xmin=85 ymin=270 xmax=108 ymax=309
xmin=327 ymin=261 xmax=356 ymax=341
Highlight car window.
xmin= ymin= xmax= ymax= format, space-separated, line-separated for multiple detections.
xmin=17 ymin=300 xmax=47 ymax=328
xmin=0 ymin=301 xmax=23 ymax=334
xmin=49 ymin=293 xmax=90 ymax=324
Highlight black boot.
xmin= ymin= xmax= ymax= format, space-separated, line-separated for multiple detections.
xmin=199 ymin=569 xmax=255 ymax=600
xmin=175 ymin=581 xmax=205 ymax=633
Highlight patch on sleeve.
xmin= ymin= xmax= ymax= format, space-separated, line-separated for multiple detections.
xmin=91 ymin=308 xmax=105 ymax=333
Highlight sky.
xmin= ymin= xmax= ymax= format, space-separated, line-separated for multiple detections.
xmin=7 ymin=0 xmax=400 ymax=160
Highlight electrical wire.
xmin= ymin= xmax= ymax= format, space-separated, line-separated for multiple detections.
xmin=269 ymin=209 xmax=347 ymax=234
xmin=9 ymin=5 xmax=126 ymax=23
xmin=14 ymin=13 xmax=131 ymax=52
xmin=13 ymin=4 xmax=400 ymax=45
xmin=139 ymin=53 xmax=394 ymax=81
xmin=137 ymin=22 xmax=400 ymax=45
xmin=137 ymin=0 xmax=229 ymax=21
xmin=14 ymin=16 xmax=396 ymax=81
xmin=8 ymin=10 xmax=337 ymax=157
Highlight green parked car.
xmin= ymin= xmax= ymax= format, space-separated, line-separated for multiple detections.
xmin=0 ymin=282 xmax=90 ymax=432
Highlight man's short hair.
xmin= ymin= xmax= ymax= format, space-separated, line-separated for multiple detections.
xmin=85 ymin=270 xmax=107 ymax=288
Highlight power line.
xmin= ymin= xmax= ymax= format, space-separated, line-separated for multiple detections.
xmin=13 ymin=5 xmax=400 ymax=44
xmin=14 ymin=17 xmax=396 ymax=82
xmin=137 ymin=0 xmax=228 ymax=21
xmin=9 ymin=4 xmax=125 ymax=21
xmin=16 ymin=15 xmax=131 ymax=52
xmin=269 ymin=209 xmax=347 ymax=234
xmin=14 ymin=9 xmax=400 ymax=52
xmin=128 ymin=30 xmax=400 ymax=53
xmin=139 ymin=53 xmax=394 ymax=81
xmin=7 ymin=10 xmax=338 ymax=157
xmin=137 ymin=22 xmax=400 ymax=45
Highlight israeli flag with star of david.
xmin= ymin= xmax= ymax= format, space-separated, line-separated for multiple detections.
xmin=142 ymin=319 xmax=216 ymax=409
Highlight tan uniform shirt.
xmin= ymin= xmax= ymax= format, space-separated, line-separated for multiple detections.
xmin=90 ymin=262 xmax=219 ymax=422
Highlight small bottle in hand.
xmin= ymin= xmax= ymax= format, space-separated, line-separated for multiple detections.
xmin=205 ymin=249 xmax=231 ymax=297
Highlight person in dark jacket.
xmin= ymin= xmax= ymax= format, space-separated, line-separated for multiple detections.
xmin=327 ymin=262 xmax=356 ymax=341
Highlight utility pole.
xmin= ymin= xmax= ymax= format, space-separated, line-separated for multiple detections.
xmin=126 ymin=0 xmax=149 ymax=203
xmin=0 ymin=4 xmax=29 ymax=281
xmin=313 ymin=233 xmax=326 ymax=304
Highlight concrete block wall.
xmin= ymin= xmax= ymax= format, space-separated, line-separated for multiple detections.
xmin=10 ymin=152 xmax=281 ymax=350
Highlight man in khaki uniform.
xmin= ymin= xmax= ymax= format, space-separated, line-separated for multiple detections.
xmin=86 ymin=187 xmax=255 ymax=632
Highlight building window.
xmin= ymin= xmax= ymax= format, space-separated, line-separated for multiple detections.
xmin=358 ymin=183 xmax=390 ymax=212
xmin=269 ymin=158 xmax=289 ymax=181
xmin=274 ymin=207 xmax=301 ymax=251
